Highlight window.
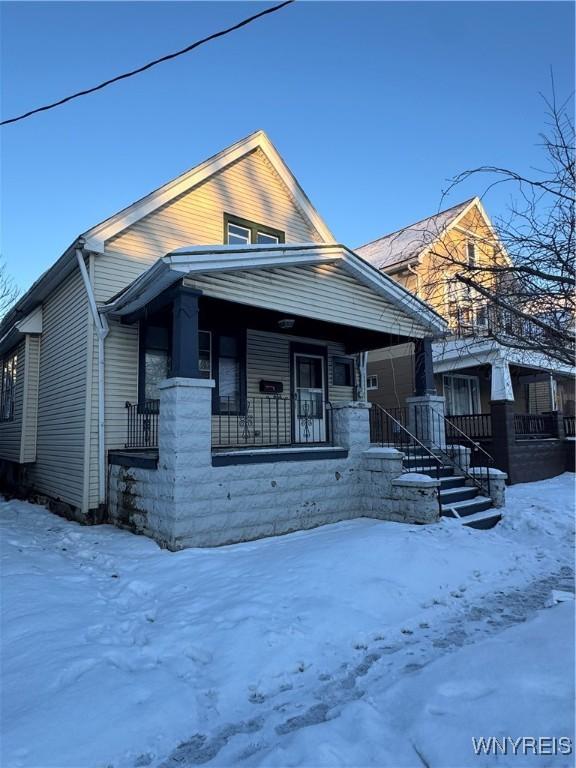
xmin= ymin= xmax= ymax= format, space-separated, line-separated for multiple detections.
xmin=0 ymin=351 xmax=17 ymax=421
xmin=467 ymin=241 xmax=476 ymax=267
xmin=332 ymin=357 xmax=354 ymax=387
xmin=367 ymin=375 xmax=379 ymax=390
xmin=144 ymin=350 xmax=169 ymax=401
xmin=218 ymin=335 xmax=242 ymax=413
xmin=224 ymin=214 xmax=284 ymax=246
xmin=443 ymin=374 xmax=481 ymax=416
xmin=198 ymin=331 xmax=212 ymax=378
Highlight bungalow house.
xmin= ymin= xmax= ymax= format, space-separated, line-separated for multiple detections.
xmin=3 ymin=131 xmax=508 ymax=548
xmin=357 ymin=197 xmax=575 ymax=484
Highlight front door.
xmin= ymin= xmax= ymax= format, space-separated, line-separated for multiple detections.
xmin=293 ymin=353 xmax=326 ymax=443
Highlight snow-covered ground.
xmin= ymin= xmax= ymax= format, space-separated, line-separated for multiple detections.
xmin=1 ymin=473 xmax=574 ymax=768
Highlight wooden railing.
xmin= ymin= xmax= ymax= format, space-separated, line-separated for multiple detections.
xmin=514 ymin=412 xmax=556 ymax=438
xmin=563 ymin=416 xmax=575 ymax=437
xmin=445 ymin=413 xmax=492 ymax=440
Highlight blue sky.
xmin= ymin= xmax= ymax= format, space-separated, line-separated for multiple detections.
xmin=1 ymin=1 xmax=574 ymax=291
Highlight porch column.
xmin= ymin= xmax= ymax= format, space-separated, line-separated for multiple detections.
xmin=406 ymin=338 xmax=446 ymax=448
xmin=489 ymin=356 xmax=515 ymax=481
xmin=414 ymin=338 xmax=436 ymax=395
xmin=171 ymin=287 xmax=201 ymax=378
xmin=490 ymin=356 xmax=514 ymax=401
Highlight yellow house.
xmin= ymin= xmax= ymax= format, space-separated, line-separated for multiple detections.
xmin=357 ymin=197 xmax=575 ymax=484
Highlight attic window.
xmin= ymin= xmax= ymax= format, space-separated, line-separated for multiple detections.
xmin=224 ymin=214 xmax=285 ymax=246
xmin=467 ymin=241 xmax=477 ymax=267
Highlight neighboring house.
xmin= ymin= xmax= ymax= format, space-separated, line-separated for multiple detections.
xmin=2 ymin=130 xmax=474 ymax=548
xmin=357 ymin=197 xmax=575 ymax=483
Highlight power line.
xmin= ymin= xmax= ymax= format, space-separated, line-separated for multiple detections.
xmin=1 ymin=0 xmax=295 ymax=127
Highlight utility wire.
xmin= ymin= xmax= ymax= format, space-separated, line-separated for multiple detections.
xmin=1 ymin=0 xmax=295 ymax=127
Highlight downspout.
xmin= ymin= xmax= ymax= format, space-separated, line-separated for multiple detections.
xmin=76 ymin=241 xmax=109 ymax=508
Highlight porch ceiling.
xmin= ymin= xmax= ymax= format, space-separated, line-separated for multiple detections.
xmin=101 ymin=243 xmax=447 ymax=340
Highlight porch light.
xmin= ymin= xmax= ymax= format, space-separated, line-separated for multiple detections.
xmin=278 ymin=318 xmax=295 ymax=330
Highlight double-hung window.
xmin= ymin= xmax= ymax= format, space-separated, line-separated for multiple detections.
xmin=0 ymin=351 xmax=17 ymax=422
xmin=225 ymin=214 xmax=285 ymax=246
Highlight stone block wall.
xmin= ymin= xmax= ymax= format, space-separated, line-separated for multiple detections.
xmin=108 ymin=378 xmax=443 ymax=549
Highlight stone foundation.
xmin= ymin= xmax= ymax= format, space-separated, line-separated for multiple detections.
xmin=107 ymin=378 xmax=443 ymax=549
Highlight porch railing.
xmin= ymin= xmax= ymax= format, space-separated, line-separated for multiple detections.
xmin=445 ymin=413 xmax=492 ymax=440
xmin=563 ymin=416 xmax=575 ymax=437
xmin=514 ymin=412 xmax=556 ymax=438
xmin=212 ymin=395 xmax=335 ymax=450
xmin=125 ymin=400 xmax=159 ymax=449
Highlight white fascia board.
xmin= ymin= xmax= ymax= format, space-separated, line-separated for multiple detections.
xmin=15 ymin=305 xmax=43 ymax=334
xmin=166 ymin=243 xmax=342 ymax=273
xmin=433 ymin=337 xmax=575 ymax=377
xmin=82 ymin=131 xmax=335 ymax=251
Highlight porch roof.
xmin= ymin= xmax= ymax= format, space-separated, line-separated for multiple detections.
xmin=432 ymin=338 xmax=576 ymax=377
xmin=101 ymin=243 xmax=448 ymax=339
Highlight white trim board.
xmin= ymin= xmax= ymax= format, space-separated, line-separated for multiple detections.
xmin=82 ymin=130 xmax=335 ymax=251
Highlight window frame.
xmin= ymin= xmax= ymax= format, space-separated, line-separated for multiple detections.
xmin=224 ymin=213 xmax=285 ymax=246
xmin=0 ymin=349 xmax=18 ymax=423
xmin=467 ymin=240 xmax=477 ymax=267
xmin=211 ymin=329 xmax=247 ymax=416
xmin=367 ymin=374 xmax=379 ymax=391
xmin=332 ymin=356 xmax=355 ymax=388
xmin=443 ymin=374 xmax=481 ymax=416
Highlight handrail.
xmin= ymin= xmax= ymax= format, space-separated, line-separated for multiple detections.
xmin=371 ymin=403 xmax=443 ymax=515
xmin=424 ymin=405 xmax=494 ymax=498
xmin=433 ymin=409 xmax=495 ymax=464
xmin=373 ymin=404 xmax=443 ymax=467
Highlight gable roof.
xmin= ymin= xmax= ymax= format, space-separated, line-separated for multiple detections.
xmin=0 ymin=130 xmax=335 ymax=339
xmin=101 ymin=243 xmax=447 ymax=337
xmin=356 ymin=198 xmax=476 ymax=272
xmin=82 ymin=129 xmax=335 ymax=250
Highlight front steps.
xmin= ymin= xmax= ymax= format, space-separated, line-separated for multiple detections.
xmin=403 ymin=450 xmax=502 ymax=529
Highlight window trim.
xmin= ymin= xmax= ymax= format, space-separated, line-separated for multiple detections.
xmin=443 ymin=373 xmax=481 ymax=416
xmin=224 ymin=213 xmax=285 ymax=246
xmin=211 ymin=329 xmax=247 ymax=416
xmin=0 ymin=349 xmax=18 ymax=423
xmin=367 ymin=374 xmax=379 ymax=391
xmin=332 ymin=356 xmax=355 ymax=388
xmin=467 ymin=240 xmax=477 ymax=267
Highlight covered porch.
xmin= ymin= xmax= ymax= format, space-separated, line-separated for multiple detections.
xmin=432 ymin=338 xmax=575 ymax=482
xmin=103 ymin=243 xmax=446 ymax=459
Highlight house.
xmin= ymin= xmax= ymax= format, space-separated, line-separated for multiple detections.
xmin=4 ymin=130 xmax=502 ymax=549
xmin=357 ymin=197 xmax=576 ymax=484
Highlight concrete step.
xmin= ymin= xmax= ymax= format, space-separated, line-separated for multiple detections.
xmin=438 ymin=476 xmax=467 ymax=490
xmin=441 ymin=496 xmax=493 ymax=518
xmin=411 ymin=465 xmax=454 ymax=478
xmin=438 ymin=486 xmax=477 ymax=504
xmin=462 ymin=511 xmax=503 ymax=530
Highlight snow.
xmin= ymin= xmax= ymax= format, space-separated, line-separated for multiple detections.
xmin=1 ymin=473 xmax=574 ymax=768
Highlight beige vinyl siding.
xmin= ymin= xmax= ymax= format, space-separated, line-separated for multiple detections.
xmin=27 ymin=268 xmax=89 ymax=510
xmin=87 ymin=146 xmax=331 ymax=502
xmin=246 ymin=329 xmax=354 ymax=403
xmin=20 ymin=335 xmax=41 ymax=463
xmin=87 ymin=319 xmax=139 ymax=510
xmin=0 ymin=340 xmax=25 ymax=463
xmin=210 ymin=329 xmax=355 ymax=446
xmin=94 ymin=148 xmax=324 ymax=304
xmin=186 ymin=263 xmax=428 ymax=338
